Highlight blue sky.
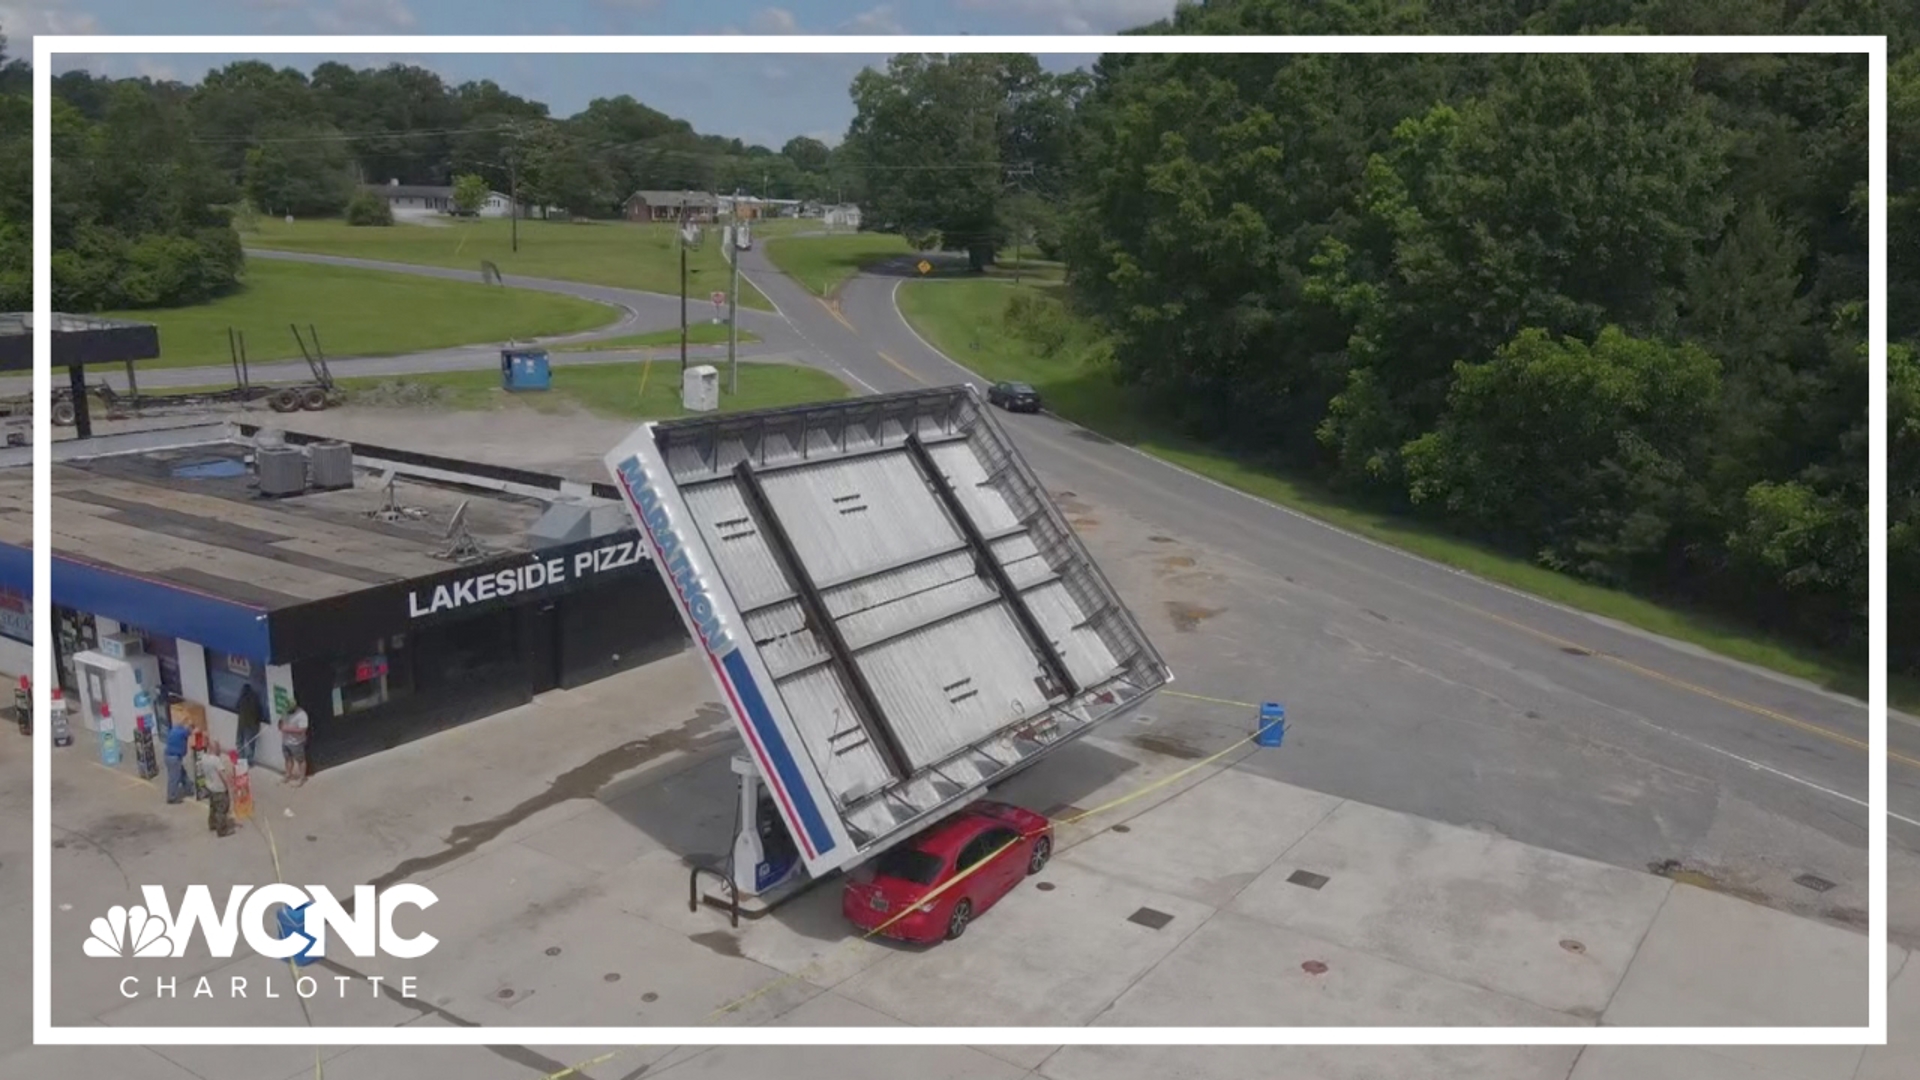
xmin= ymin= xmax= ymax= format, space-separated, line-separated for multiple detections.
xmin=3 ymin=0 xmax=1170 ymax=148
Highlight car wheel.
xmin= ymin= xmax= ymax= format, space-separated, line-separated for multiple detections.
xmin=946 ymin=899 xmax=972 ymax=940
xmin=51 ymin=400 xmax=76 ymax=426
xmin=300 ymin=387 xmax=329 ymax=411
xmin=268 ymin=388 xmax=301 ymax=413
xmin=1027 ymin=836 xmax=1052 ymax=875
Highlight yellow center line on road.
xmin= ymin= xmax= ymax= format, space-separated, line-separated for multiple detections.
xmin=874 ymin=350 xmax=926 ymax=385
xmin=815 ymin=296 xmax=858 ymax=335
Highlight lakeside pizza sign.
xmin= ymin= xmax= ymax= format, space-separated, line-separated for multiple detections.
xmin=407 ymin=537 xmax=646 ymax=619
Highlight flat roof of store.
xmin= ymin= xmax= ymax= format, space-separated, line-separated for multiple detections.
xmin=0 ymin=429 xmax=568 ymax=609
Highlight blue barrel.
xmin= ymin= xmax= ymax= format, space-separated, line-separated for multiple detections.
xmin=1256 ymin=702 xmax=1286 ymax=747
xmin=275 ymin=902 xmax=319 ymax=966
xmin=501 ymin=349 xmax=552 ymax=392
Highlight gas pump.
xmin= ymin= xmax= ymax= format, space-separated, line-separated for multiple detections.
xmin=729 ymin=755 xmax=802 ymax=897
xmin=694 ymin=755 xmax=808 ymax=919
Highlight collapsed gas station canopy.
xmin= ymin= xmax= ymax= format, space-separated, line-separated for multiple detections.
xmin=608 ymin=386 xmax=1170 ymax=878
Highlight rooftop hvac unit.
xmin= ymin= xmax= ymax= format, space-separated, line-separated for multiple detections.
xmin=255 ymin=445 xmax=307 ymax=498
xmin=309 ymin=440 xmax=354 ymax=490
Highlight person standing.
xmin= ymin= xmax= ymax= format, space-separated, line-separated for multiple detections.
xmin=163 ymin=717 xmax=192 ymax=804
xmin=201 ymin=740 xmax=235 ymax=837
xmin=278 ymin=699 xmax=309 ymax=786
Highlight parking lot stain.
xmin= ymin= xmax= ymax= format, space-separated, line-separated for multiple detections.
xmin=364 ymin=706 xmax=733 ymax=895
xmin=1131 ymin=733 xmax=1204 ymax=760
xmin=1149 ymin=535 xmax=1176 ymax=544
xmin=1157 ymin=555 xmax=1197 ymax=573
xmin=689 ymin=930 xmax=744 ymax=958
xmin=1164 ymin=600 xmax=1222 ymax=632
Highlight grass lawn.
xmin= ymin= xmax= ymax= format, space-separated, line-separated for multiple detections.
xmin=897 ymin=278 xmax=1882 ymax=707
xmin=111 ymin=258 xmax=615 ymax=371
xmin=555 ymin=324 xmax=760 ymax=352
xmin=244 ymin=217 xmax=773 ymax=311
xmin=338 ymin=360 xmax=847 ymax=420
xmin=763 ymin=232 xmax=916 ymax=297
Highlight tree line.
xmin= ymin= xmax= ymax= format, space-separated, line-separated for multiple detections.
xmin=841 ymin=2 xmax=1913 ymax=677
xmin=10 ymin=53 xmax=866 ymax=312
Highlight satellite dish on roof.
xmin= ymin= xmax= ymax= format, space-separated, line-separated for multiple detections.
xmin=445 ymin=499 xmax=469 ymax=540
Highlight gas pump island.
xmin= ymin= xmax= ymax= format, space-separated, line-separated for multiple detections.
xmin=606 ymin=387 xmax=1172 ymax=915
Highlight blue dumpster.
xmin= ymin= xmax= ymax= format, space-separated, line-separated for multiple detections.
xmin=501 ymin=348 xmax=551 ymax=392
xmin=1256 ymin=702 xmax=1286 ymax=748
xmin=274 ymin=902 xmax=319 ymax=966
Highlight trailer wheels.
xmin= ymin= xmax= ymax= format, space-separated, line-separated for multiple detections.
xmin=51 ymin=400 xmax=76 ymax=426
xmin=268 ymin=388 xmax=301 ymax=413
xmin=300 ymin=387 xmax=329 ymax=412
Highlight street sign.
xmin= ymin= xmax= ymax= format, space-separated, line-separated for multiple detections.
xmin=711 ymin=290 xmax=727 ymax=307
xmin=917 ymin=260 xmax=933 ymax=275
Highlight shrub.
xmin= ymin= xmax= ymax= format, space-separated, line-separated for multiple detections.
xmin=345 ymin=192 xmax=394 ymax=227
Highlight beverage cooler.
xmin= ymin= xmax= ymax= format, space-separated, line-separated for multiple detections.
xmin=71 ymin=632 xmax=161 ymax=744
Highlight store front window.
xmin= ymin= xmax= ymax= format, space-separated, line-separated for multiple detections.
xmin=204 ymin=648 xmax=265 ymax=711
xmin=53 ymin=607 xmax=97 ymax=695
xmin=329 ymin=635 xmax=414 ymax=717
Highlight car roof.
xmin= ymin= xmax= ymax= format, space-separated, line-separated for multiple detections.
xmin=905 ymin=804 xmax=1020 ymax=860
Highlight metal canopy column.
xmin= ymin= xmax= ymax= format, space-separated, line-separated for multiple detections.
xmin=731 ymin=458 xmax=913 ymax=781
xmin=904 ymin=433 xmax=1078 ymax=701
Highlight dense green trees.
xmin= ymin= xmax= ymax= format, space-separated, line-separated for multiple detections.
xmin=0 ymin=35 xmax=28 ymax=312
xmin=1061 ymin=0 xmax=1905 ymax=666
xmin=843 ymin=53 xmax=1085 ymax=267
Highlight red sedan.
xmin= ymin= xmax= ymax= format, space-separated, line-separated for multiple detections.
xmin=841 ymin=801 xmax=1053 ymax=943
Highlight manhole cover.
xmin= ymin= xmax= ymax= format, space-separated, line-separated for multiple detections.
xmin=1301 ymin=960 xmax=1328 ymax=975
xmin=1287 ymin=870 xmax=1329 ymax=891
xmin=1127 ymin=907 xmax=1174 ymax=931
xmin=1036 ymin=882 xmax=1057 ymax=892
xmin=496 ymin=988 xmax=516 ymax=999
xmin=1560 ymin=939 xmax=1586 ymax=954
xmin=642 ymin=992 xmax=658 ymax=1002
xmin=545 ymin=946 xmax=562 ymax=957
xmin=1794 ymin=873 xmax=1837 ymax=893
xmin=1111 ymin=824 xmax=1131 ymax=834
xmin=603 ymin=973 xmax=621 ymax=983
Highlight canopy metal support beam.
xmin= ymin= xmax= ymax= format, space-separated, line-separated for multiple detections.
xmin=732 ymin=457 xmax=913 ymax=781
xmin=905 ymin=433 xmax=1078 ymax=701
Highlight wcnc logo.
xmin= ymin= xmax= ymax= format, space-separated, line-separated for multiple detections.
xmin=84 ymin=884 xmax=439 ymax=961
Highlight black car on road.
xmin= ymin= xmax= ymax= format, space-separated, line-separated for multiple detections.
xmin=986 ymin=381 xmax=1042 ymax=413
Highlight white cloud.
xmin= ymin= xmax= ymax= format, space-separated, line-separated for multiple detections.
xmin=841 ymin=5 xmax=904 ymax=34
xmin=748 ymin=7 xmax=800 ymax=34
xmin=0 ymin=0 xmax=101 ymax=37
xmin=308 ymin=0 xmax=417 ymax=33
xmin=954 ymin=0 xmax=1176 ymax=34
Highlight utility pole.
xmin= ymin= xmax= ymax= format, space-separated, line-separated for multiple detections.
xmin=508 ymin=154 xmax=519 ymax=253
xmin=678 ymin=196 xmax=689 ymax=374
xmin=728 ymin=188 xmax=741 ymax=395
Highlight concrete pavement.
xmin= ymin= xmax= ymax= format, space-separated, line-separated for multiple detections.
xmin=8 ymin=638 xmax=1911 ymax=1078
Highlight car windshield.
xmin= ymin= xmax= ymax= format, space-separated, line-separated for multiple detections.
xmin=1009 ymin=384 xmax=1034 ymax=394
xmin=873 ymin=846 xmax=946 ymax=886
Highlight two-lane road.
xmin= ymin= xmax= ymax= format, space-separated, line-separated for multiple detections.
xmin=732 ymin=242 xmax=1918 ymax=944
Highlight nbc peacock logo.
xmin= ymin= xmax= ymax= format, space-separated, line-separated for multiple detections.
xmin=84 ymin=904 xmax=175 ymax=958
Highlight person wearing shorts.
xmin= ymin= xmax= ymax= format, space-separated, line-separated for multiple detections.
xmin=278 ymin=700 xmax=309 ymax=786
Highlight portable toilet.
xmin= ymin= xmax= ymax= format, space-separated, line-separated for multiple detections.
xmin=501 ymin=348 xmax=552 ymax=392
xmin=682 ymin=364 xmax=719 ymax=412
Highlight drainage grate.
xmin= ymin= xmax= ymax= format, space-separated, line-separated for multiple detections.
xmin=1286 ymin=870 xmax=1329 ymax=891
xmin=1127 ymin=907 xmax=1174 ymax=931
xmin=1794 ymin=873 xmax=1837 ymax=894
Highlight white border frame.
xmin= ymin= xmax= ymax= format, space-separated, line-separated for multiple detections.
xmin=31 ymin=33 xmax=1887 ymax=1047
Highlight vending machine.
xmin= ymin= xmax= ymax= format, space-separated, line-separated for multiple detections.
xmin=71 ymin=634 xmax=162 ymax=746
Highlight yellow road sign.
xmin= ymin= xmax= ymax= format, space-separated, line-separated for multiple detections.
xmin=917 ymin=259 xmax=932 ymax=275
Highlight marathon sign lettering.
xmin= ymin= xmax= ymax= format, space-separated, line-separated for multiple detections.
xmin=407 ymin=539 xmax=644 ymax=619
